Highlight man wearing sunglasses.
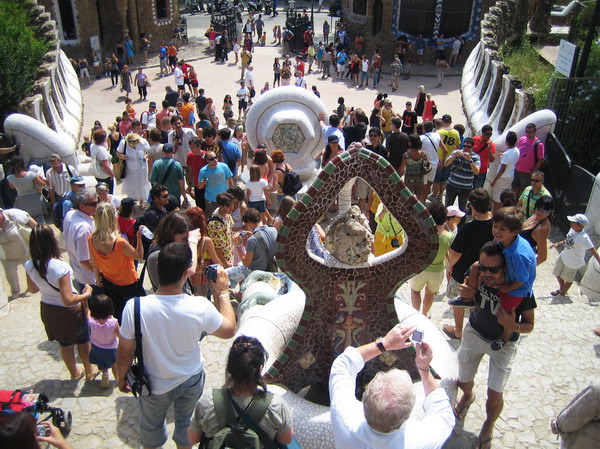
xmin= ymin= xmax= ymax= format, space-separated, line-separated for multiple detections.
xmin=471 ymin=124 xmax=496 ymax=189
xmin=454 ymin=241 xmax=536 ymax=449
xmin=198 ymin=150 xmax=234 ymax=217
xmin=517 ymin=170 xmax=552 ymax=218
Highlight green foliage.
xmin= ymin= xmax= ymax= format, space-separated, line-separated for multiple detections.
xmin=0 ymin=1 xmax=51 ymax=124
xmin=501 ymin=40 xmax=555 ymax=108
xmin=568 ymin=1 xmax=597 ymax=44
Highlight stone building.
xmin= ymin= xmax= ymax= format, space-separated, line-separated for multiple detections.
xmin=37 ymin=0 xmax=180 ymax=59
xmin=340 ymin=0 xmax=496 ymax=59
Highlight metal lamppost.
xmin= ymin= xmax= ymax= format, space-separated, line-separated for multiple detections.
xmin=311 ymin=0 xmax=314 ymax=28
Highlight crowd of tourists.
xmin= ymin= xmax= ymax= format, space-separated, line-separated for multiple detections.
xmin=1 ymin=12 xmax=599 ymax=449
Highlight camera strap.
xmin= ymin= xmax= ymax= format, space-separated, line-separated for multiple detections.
xmin=134 ymin=297 xmax=145 ymax=373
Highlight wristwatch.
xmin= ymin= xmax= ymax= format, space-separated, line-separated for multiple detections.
xmin=375 ymin=338 xmax=386 ymax=353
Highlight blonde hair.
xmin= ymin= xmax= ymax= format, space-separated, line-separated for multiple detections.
xmin=93 ymin=202 xmax=120 ymax=243
xmin=249 ymin=166 xmax=261 ymax=182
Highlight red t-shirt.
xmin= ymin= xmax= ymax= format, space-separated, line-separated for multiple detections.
xmin=118 ymin=216 xmax=137 ymax=245
xmin=187 ymin=151 xmax=207 ymax=186
xmin=472 ymin=135 xmax=496 ymax=174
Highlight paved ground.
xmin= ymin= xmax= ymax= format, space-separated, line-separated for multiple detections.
xmin=1 ymin=7 xmax=599 ymax=449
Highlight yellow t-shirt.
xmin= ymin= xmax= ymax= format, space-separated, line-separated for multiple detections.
xmin=381 ymin=107 xmax=394 ymax=132
xmin=437 ymin=128 xmax=461 ymax=160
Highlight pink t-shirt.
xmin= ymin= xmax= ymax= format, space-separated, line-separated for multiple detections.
xmin=88 ymin=316 xmax=118 ymax=349
xmin=515 ymin=136 xmax=544 ymax=173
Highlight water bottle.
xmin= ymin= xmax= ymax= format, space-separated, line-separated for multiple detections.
xmin=140 ymin=225 xmax=154 ymax=240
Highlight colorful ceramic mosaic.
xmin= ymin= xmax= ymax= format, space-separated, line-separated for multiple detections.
xmin=267 ymin=147 xmax=439 ymax=392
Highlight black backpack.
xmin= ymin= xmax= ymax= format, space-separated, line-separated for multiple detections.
xmin=277 ymin=166 xmax=302 ymax=196
xmin=53 ymin=193 xmax=69 ymax=231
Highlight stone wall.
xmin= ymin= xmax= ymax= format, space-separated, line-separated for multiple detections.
xmin=461 ymin=0 xmax=536 ymax=135
xmin=37 ymin=0 xmax=179 ymax=59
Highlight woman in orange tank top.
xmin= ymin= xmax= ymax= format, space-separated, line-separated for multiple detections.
xmin=89 ymin=203 xmax=145 ymax=323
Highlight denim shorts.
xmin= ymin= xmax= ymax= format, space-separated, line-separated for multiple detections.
xmin=434 ymin=164 xmax=451 ymax=183
xmin=138 ymin=371 xmax=205 ymax=448
xmin=248 ymin=200 xmax=266 ymax=212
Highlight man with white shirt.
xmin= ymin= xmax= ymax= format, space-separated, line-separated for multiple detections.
xmin=319 ymin=112 xmax=345 ymax=150
xmin=487 ymin=131 xmax=520 ymax=210
xmin=420 ymin=121 xmax=447 ymax=200
xmin=63 ymin=189 xmax=98 ymax=292
xmin=245 ymin=66 xmax=255 ymax=103
xmin=329 ymin=324 xmax=454 ymax=449
xmin=174 ymin=62 xmax=185 ymax=95
xmin=236 ymin=80 xmax=250 ymax=119
xmin=140 ymin=102 xmax=158 ymax=130
xmin=46 ymin=153 xmax=78 ymax=205
xmin=117 ymin=243 xmax=236 ymax=449
xmin=168 ymin=115 xmax=196 ymax=170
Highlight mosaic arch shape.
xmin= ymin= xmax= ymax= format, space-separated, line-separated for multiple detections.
xmin=267 ymin=147 xmax=439 ymax=392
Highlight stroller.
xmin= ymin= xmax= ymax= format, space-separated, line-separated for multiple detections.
xmin=0 ymin=390 xmax=72 ymax=436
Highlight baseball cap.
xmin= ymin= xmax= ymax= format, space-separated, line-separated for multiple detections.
xmin=442 ymin=114 xmax=452 ymax=122
xmin=162 ymin=143 xmax=174 ymax=153
xmin=446 ymin=205 xmax=465 ymax=218
xmin=384 ymin=98 xmax=392 ymax=104
xmin=567 ymin=213 xmax=588 ymax=225
xmin=70 ymin=176 xmax=85 ymax=185
xmin=149 ymin=101 xmax=157 ymax=108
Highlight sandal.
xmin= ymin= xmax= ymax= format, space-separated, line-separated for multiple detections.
xmin=453 ymin=393 xmax=476 ymax=419
xmin=85 ymin=370 xmax=100 ymax=381
xmin=70 ymin=368 xmax=85 ymax=380
xmin=550 ymin=290 xmax=561 ymax=296
xmin=478 ymin=436 xmax=493 ymax=449
xmin=443 ymin=324 xmax=461 ymax=340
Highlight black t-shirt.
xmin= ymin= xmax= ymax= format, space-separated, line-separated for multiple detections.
xmin=470 ymin=283 xmax=537 ymax=341
xmin=385 ymin=131 xmax=409 ymax=170
xmin=195 ymin=95 xmax=207 ymax=113
xmin=401 ymin=110 xmax=418 ymax=133
xmin=165 ymin=90 xmax=179 ymax=108
xmin=343 ymin=123 xmax=367 ymax=145
xmin=366 ymin=144 xmax=388 ymax=160
xmin=450 ymin=218 xmax=493 ymax=283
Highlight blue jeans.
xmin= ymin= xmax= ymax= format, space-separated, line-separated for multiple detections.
xmin=473 ymin=172 xmax=487 ymax=189
xmin=138 ymin=371 xmax=205 ymax=448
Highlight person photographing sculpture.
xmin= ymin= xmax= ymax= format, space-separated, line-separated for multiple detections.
xmin=329 ymin=324 xmax=454 ymax=449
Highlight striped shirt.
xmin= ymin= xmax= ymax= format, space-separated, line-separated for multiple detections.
xmin=447 ymin=150 xmax=480 ymax=189
xmin=46 ymin=163 xmax=78 ymax=196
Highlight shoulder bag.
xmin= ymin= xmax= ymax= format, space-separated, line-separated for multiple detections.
xmin=126 ymin=297 xmax=152 ymax=397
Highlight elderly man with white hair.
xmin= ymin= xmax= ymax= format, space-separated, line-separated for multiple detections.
xmin=329 ymin=324 xmax=454 ymax=449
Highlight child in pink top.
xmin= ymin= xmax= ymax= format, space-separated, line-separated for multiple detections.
xmin=87 ymin=294 xmax=120 ymax=388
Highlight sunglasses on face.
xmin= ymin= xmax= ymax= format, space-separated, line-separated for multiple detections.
xmin=463 ymin=145 xmax=473 ymax=149
xmin=531 ymin=178 xmax=542 ymax=183
xmin=85 ymin=201 xmax=99 ymax=207
xmin=206 ymin=157 xmax=217 ymax=161
xmin=479 ymin=263 xmax=503 ymax=274
xmin=160 ymin=194 xmax=169 ymax=198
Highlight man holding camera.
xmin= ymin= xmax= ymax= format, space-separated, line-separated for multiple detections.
xmin=329 ymin=324 xmax=454 ymax=449
xmin=454 ymin=241 xmax=536 ymax=449
xmin=117 ymin=242 xmax=236 ymax=449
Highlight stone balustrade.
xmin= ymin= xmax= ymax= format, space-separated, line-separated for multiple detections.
xmin=461 ymin=0 xmax=538 ymax=136
xmin=3 ymin=0 xmax=82 ymax=167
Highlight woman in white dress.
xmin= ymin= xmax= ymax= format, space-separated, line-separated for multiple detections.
xmin=116 ymin=133 xmax=151 ymax=206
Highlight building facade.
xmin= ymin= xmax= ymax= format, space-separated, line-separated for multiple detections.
xmin=341 ymin=0 xmax=495 ymax=59
xmin=37 ymin=0 xmax=180 ymax=60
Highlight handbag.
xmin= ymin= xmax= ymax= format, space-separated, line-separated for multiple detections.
xmin=126 ymin=297 xmax=152 ymax=397
xmin=113 ymin=159 xmax=124 ymax=181
xmin=189 ymin=238 xmax=209 ymax=286
xmin=432 ymin=103 xmax=438 ymax=116
xmin=420 ymin=155 xmax=432 ymax=175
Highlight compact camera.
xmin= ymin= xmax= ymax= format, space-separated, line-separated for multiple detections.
xmin=411 ymin=329 xmax=424 ymax=344
xmin=391 ymin=238 xmax=401 ymax=248
xmin=204 ymin=264 xmax=220 ymax=282
xmin=37 ymin=424 xmax=50 ymax=437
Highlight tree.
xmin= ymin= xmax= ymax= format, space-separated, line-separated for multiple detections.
xmin=0 ymin=1 xmax=51 ymax=128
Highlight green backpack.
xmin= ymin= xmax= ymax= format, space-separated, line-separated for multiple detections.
xmin=207 ymin=389 xmax=274 ymax=449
